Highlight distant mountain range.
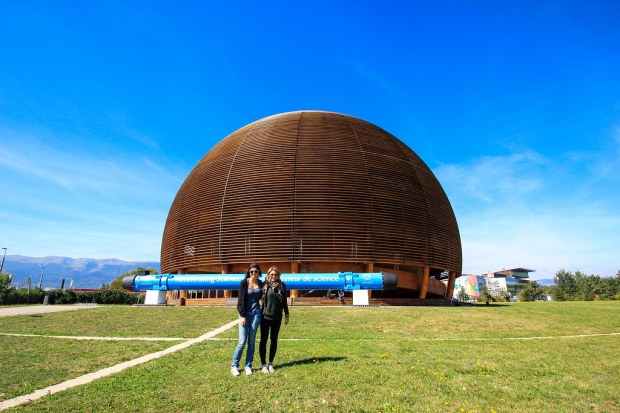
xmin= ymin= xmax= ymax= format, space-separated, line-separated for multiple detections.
xmin=2 ymin=255 xmax=160 ymax=289
xmin=1 ymin=255 xmax=556 ymax=290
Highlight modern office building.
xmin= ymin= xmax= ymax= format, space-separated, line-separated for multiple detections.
xmin=485 ymin=268 xmax=535 ymax=297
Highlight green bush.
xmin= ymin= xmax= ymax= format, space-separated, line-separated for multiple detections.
xmin=0 ymin=287 xmax=143 ymax=305
xmin=56 ymin=289 xmax=77 ymax=304
xmin=73 ymin=290 xmax=143 ymax=305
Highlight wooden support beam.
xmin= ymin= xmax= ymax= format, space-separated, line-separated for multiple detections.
xmin=222 ymin=265 xmax=231 ymax=298
xmin=178 ymin=269 xmax=187 ymax=306
xmin=419 ymin=265 xmax=430 ymax=299
xmin=290 ymin=261 xmax=299 ymax=298
xmin=366 ymin=263 xmax=374 ymax=298
xmin=445 ymin=271 xmax=456 ymax=300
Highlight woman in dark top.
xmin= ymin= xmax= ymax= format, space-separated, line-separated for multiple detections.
xmin=259 ymin=266 xmax=290 ymax=373
xmin=231 ymin=263 xmax=263 ymax=376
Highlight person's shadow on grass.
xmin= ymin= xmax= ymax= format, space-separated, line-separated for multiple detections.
xmin=276 ymin=356 xmax=347 ymax=370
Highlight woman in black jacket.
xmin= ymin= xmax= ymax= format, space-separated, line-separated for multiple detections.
xmin=231 ymin=263 xmax=263 ymax=376
xmin=259 ymin=266 xmax=290 ymax=373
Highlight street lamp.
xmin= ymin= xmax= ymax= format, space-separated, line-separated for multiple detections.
xmin=0 ymin=247 xmax=6 ymax=275
xmin=38 ymin=264 xmax=45 ymax=289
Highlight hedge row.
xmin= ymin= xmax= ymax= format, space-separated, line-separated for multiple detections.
xmin=0 ymin=288 xmax=145 ymax=305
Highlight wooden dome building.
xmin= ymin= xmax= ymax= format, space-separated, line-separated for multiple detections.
xmin=161 ymin=111 xmax=461 ymax=305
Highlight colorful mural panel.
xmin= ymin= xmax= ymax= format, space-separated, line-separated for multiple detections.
xmin=453 ymin=275 xmax=480 ymax=299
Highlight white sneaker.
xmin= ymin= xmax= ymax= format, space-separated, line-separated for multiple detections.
xmin=261 ymin=365 xmax=269 ymax=373
xmin=231 ymin=367 xmax=240 ymax=377
xmin=245 ymin=366 xmax=253 ymax=375
xmin=268 ymin=364 xmax=275 ymax=373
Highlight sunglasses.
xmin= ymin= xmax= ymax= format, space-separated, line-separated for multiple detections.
xmin=249 ymin=270 xmax=259 ymax=274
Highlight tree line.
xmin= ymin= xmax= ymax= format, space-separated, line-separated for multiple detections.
xmin=507 ymin=269 xmax=620 ymax=302
xmin=550 ymin=269 xmax=620 ymax=301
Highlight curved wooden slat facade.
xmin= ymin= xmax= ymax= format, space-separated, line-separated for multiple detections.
xmin=161 ymin=111 xmax=461 ymax=303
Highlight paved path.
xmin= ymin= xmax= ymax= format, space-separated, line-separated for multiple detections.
xmin=0 ymin=305 xmax=98 ymax=318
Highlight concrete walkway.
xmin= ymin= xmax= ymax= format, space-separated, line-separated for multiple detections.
xmin=0 ymin=304 xmax=98 ymax=318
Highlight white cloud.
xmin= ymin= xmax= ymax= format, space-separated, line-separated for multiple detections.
xmin=458 ymin=205 xmax=620 ymax=278
xmin=0 ymin=132 xmax=162 ymax=196
xmin=436 ymin=150 xmax=548 ymax=203
xmin=0 ymin=126 xmax=185 ymax=261
xmin=435 ymin=148 xmax=620 ymax=279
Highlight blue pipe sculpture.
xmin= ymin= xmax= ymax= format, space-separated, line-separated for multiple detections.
xmin=122 ymin=272 xmax=397 ymax=292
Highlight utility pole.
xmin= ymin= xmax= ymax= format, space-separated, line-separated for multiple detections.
xmin=0 ymin=247 xmax=7 ymax=274
xmin=38 ymin=264 xmax=45 ymax=289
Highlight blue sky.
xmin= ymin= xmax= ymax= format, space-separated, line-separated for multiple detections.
xmin=1 ymin=1 xmax=619 ymax=280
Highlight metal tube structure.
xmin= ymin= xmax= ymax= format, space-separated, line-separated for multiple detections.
xmin=123 ymin=272 xmax=397 ymax=292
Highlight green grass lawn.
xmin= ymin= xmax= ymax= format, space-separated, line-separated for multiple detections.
xmin=1 ymin=302 xmax=619 ymax=412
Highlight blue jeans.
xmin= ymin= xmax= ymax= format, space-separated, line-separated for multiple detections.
xmin=231 ymin=311 xmax=261 ymax=369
